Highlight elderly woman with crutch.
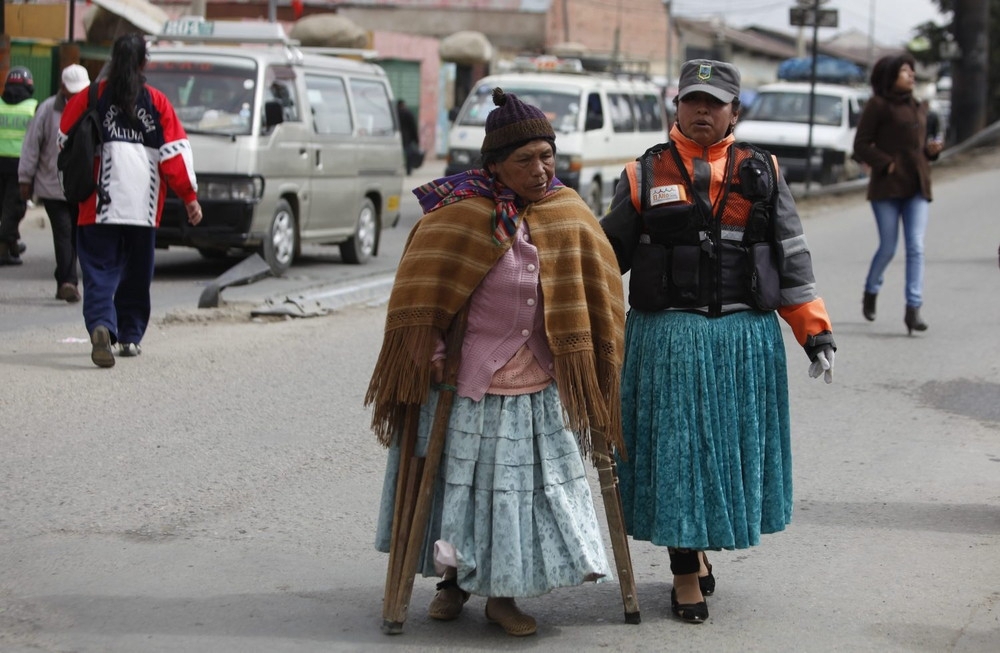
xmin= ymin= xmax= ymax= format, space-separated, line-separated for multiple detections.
xmin=368 ymin=88 xmax=635 ymax=637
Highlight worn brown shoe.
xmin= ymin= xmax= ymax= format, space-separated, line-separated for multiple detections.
xmin=427 ymin=578 xmax=470 ymax=621
xmin=56 ymin=283 xmax=81 ymax=303
xmin=90 ymin=326 xmax=115 ymax=368
xmin=485 ymin=597 xmax=536 ymax=636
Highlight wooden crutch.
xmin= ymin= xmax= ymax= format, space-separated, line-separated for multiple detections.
xmin=381 ymin=306 xmax=469 ymax=635
xmin=592 ymin=431 xmax=641 ymax=624
xmin=380 ymin=404 xmax=420 ymax=630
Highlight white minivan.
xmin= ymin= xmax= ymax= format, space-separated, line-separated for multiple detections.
xmin=445 ymin=60 xmax=667 ymax=214
xmin=734 ymin=82 xmax=869 ymax=185
xmin=146 ymin=19 xmax=404 ymax=275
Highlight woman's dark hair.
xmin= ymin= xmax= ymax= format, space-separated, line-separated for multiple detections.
xmin=480 ymin=138 xmax=557 ymax=170
xmin=107 ymin=32 xmax=148 ymax=121
xmin=870 ymin=53 xmax=916 ymax=98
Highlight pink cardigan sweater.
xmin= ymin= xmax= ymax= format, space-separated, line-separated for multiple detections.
xmin=433 ymin=220 xmax=555 ymax=400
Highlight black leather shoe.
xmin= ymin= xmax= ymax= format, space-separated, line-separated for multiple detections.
xmin=671 ymin=588 xmax=708 ymax=624
xmin=699 ymin=560 xmax=715 ymax=596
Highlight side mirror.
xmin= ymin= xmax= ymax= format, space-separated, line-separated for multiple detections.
xmin=585 ymin=113 xmax=603 ymax=131
xmin=264 ymin=101 xmax=284 ymax=128
xmin=448 ymin=107 xmax=459 ymax=122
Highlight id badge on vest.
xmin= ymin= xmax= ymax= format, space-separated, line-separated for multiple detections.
xmin=649 ymin=184 xmax=687 ymax=206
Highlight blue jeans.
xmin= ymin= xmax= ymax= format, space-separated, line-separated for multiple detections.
xmin=864 ymin=195 xmax=929 ymax=307
xmin=77 ymin=224 xmax=156 ymax=345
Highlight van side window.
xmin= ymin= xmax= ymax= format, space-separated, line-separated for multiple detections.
xmin=819 ymin=97 xmax=843 ymax=126
xmin=849 ymin=97 xmax=864 ymax=127
xmin=264 ymin=65 xmax=300 ymax=123
xmin=634 ymin=93 xmax=664 ymax=132
xmin=305 ymin=74 xmax=353 ymax=135
xmin=585 ymin=92 xmax=604 ymax=131
xmin=349 ymin=79 xmax=394 ymax=136
xmin=608 ymin=93 xmax=636 ymax=133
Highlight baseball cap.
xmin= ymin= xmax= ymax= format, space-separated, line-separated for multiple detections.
xmin=677 ymin=59 xmax=741 ymax=104
xmin=61 ymin=64 xmax=90 ymax=94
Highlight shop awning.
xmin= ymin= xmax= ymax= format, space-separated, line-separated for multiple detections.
xmin=87 ymin=0 xmax=169 ymax=38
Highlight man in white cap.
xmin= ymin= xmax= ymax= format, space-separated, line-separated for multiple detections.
xmin=18 ymin=63 xmax=91 ymax=302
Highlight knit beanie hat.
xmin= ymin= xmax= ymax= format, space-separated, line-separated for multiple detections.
xmin=481 ymin=87 xmax=555 ymax=155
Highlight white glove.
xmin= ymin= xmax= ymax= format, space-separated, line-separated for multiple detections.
xmin=808 ymin=347 xmax=835 ymax=384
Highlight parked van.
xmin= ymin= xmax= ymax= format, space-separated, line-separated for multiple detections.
xmin=445 ymin=58 xmax=667 ymax=214
xmin=734 ymin=82 xmax=869 ymax=185
xmin=147 ymin=19 xmax=404 ymax=274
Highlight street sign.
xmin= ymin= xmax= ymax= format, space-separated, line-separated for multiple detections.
xmin=789 ymin=7 xmax=839 ymax=28
xmin=162 ymin=18 xmax=215 ymax=37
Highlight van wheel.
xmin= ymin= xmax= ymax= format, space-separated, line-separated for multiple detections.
xmin=586 ymin=180 xmax=603 ymax=216
xmin=340 ymin=198 xmax=377 ymax=264
xmin=820 ymin=162 xmax=845 ymax=185
xmin=261 ymin=199 xmax=297 ymax=275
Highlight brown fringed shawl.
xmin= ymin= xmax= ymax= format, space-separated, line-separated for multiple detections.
xmin=365 ymin=189 xmax=626 ymax=455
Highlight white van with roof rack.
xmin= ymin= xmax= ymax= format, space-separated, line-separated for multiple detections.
xmin=146 ymin=18 xmax=404 ymax=275
xmin=734 ymin=81 xmax=869 ymax=185
xmin=445 ymin=56 xmax=668 ymax=215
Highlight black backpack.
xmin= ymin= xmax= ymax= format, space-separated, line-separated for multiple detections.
xmin=58 ymin=82 xmax=109 ymax=206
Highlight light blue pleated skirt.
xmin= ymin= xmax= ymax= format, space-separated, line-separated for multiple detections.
xmin=616 ymin=309 xmax=792 ymax=551
xmin=375 ymin=383 xmax=611 ymax=597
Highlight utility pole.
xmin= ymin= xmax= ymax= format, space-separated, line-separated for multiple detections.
xmin=562 ymin=0 xmax=570 ymax=43
xmin=950 ymin=0 xmax=989 ymax=143
xmin=663 ymin=1 xmax=673 ymax=84
xmin=866 ymin=0 xmax=876 ymax=75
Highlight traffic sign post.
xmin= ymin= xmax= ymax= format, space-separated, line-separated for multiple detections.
xmin=789 ymin=2 xmax=839 ymax=192
xmin=789 ymin=7 xmax=839 ymax=28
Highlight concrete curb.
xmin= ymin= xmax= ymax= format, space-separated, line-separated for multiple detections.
xmin=250 ymin=273 xmax=395 ymax=317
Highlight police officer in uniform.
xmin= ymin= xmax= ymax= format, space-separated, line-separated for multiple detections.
xmin=0 ymin=66 xmax=38 ymax=265
xmin=600 ymin=59 xmax=837 ymax=625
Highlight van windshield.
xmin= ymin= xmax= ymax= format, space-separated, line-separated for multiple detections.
xmin=458 ymin=84 xmax=581 ymax=133
xmin=743 ymin=91 xmax=844 ymax=127
xmin=146 ymin=57 xmax=258 ymax=136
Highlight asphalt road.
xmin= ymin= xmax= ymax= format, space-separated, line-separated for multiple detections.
xmin=1 ymin=149 xmax=998 ymax=652
xmin=0 ymin=159 xmax=446 ymax=335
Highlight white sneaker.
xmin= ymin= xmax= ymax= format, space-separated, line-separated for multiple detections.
xmin=118 ymin=343 xmax=142 ymax=357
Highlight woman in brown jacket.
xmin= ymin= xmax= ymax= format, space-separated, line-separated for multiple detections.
xmin=853 ymin=53 xmax=942 ymax=334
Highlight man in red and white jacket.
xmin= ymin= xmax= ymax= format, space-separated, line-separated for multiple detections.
xmin=59 ymin=33 xmax=202 ymax=368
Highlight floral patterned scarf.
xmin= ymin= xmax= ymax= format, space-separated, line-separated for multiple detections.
xmin=413 ymin=169 xmax=565 ymax=244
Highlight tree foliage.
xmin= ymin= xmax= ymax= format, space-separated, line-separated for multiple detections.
xmin=910 ymin=0 xmax=998 ymax=123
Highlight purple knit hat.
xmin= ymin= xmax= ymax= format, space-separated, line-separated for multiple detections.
xmin=481 ymin=87 xmax=555 ymax=155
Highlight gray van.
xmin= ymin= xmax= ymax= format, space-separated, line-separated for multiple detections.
xmin=147 ymin=20 xmax=404 ymax=274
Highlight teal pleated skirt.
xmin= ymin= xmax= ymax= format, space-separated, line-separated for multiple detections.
xmin=375 ymin=383 xmax=611 ymax=597
xmin=616 ymin=309 xmax=793 ymax=551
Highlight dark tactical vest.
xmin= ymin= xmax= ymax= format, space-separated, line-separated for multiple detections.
xmin=628 ymin=141 xmax=781 ymax=315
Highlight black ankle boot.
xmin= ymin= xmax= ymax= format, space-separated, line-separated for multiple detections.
xmin=862 ymin=292 xmax=877 ymax=321
xmin=905 ymin=305 xmax=927 ymax=335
